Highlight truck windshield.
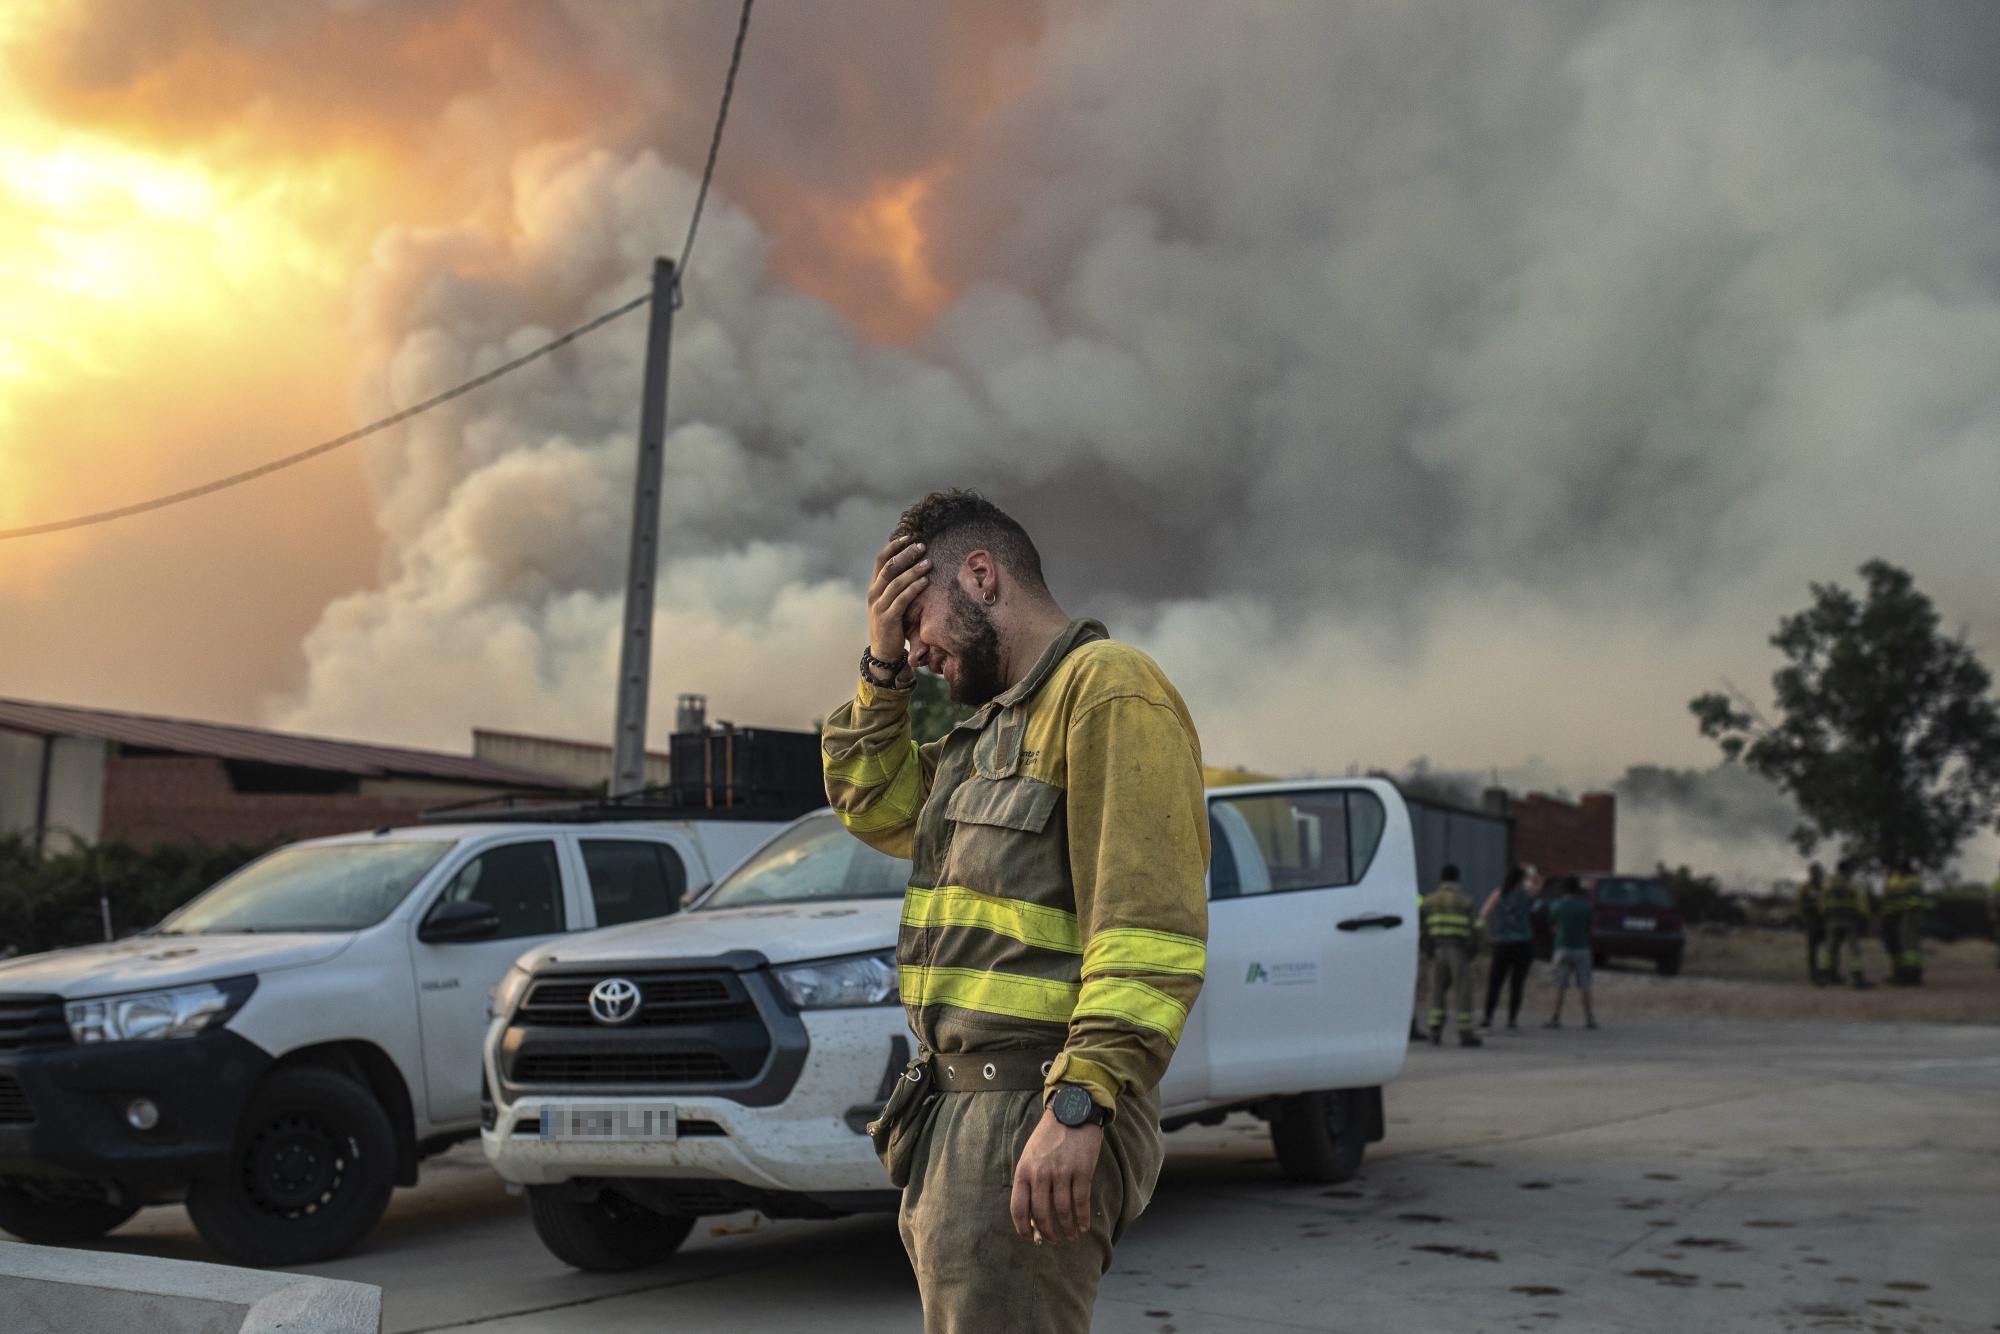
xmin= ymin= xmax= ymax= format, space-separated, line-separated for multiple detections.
xmin=159 ymin=842 xmax=453 ymax=934
xmin=698 ymin=815 xmax=910 ymax=909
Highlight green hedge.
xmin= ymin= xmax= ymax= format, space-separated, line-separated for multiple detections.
xmin=0 ymin=834 xmax=274 ymax=958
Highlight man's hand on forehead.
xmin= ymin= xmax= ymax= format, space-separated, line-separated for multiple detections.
xmin=868 ymin=534 xmax=931 ymax=668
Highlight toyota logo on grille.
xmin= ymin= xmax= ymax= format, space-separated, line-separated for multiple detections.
xmin=587 ymin=978 xmax=642 ymax=1025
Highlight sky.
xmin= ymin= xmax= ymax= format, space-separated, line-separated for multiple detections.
xmin=7 ymin=1 xmax=2000 ymax=880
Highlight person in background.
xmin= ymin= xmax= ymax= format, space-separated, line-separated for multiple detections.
xmin=1796 ymin=862 xmax=1829 ymax=986
xmin=1418 ymin=864 xmax=1482 ymax=1048
xmin=1882 ymin=862 xmax=1927 ymax=986
xmin=1820 ymin=858 xmax=1874 ymax=990
xmin=1988 ymin=863 xmax=1999 ymax=972
xmin=1478 ymin=865 xmax=1536 ymax=1031
xmin=1543 ymin=877 xmax=1598 ymax=1030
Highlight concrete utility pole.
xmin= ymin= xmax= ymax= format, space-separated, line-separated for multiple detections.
xmin=611 ymin=258 xmax=679 ymax=798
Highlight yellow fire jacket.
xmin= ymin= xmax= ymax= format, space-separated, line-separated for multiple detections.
xmin=1795 ymin=878 xmax=1825 ymax=927
xmin=821 ymin=618 xmax=1208 ymax=1115
xmin=1882 ymin=872 xmax=1926 ymax=915
xmin=1820 ymin=875 xmax=1870 ymax=925
xmin=1419 ymin=883 xmax=1475 ymax=947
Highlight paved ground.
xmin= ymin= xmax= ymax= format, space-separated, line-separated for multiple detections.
xmin=89 ymin=1015 xmax=2000 ymax=1333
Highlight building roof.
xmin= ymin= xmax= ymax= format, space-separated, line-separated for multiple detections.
xmin=0 ymin=697 xmax=572 ymax=790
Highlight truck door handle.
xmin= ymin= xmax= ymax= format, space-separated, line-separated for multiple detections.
xmin=1337 ymin=914 xmax=1403 ymax=932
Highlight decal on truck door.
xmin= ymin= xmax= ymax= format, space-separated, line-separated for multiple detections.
xmin=1245 ymin=961 xmax=1319 ymax=986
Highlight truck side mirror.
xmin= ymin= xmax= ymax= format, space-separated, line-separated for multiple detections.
xmin=420 ymin=899 xmax=502 ymax=944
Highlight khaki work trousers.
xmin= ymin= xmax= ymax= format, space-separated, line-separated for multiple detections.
xmin=1894 ymin=910 xmax=1926 ymax=972
xmin=1427 ymin=940 xmax=1475 ymax=1033
xmin=1825 ymin=919 xmax=1868 ymax=979
xmin=899 ymin=1085 xmax=1163 ymax=1334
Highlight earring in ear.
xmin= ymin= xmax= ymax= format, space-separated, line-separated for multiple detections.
xmin=982 ymin=592 xmax=998 ymax=606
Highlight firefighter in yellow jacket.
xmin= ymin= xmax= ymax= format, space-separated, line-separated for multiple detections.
xmin=1796 ymin=862 xmax=1829 ymax=985
xmin=1820 ymin=859 xmax=1874 ymax=989
xmin=1419 ymin=867 xmax=1481 ymax=1047
xmin=822 ymin=491 xmax=1208 ymax=1334
xmin=1882 ymin=864 xmax=1928 ymax=986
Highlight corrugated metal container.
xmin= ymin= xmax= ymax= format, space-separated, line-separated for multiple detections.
xmin=668 ymin=728 xmax=824 ymax=813
xmin=1405 ymin=795 xmax=1512 ymax=901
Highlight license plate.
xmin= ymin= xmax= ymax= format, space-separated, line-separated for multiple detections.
xmin=1623 ymin=917 xmax=1655 ymax=931
xmin=539 ymin=1104 xmax=678 ymax=1141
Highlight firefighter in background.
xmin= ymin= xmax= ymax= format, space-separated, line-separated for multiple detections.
xmin=1420 ymin=864 xmax=1482 ymax=1048
xmin=1882 ymin=862 xmax=1928 ymax=986
xmin=1820 ymin=858 xmax=1874 ymax=990
xmin=1796 ymin=862 xmax=1829 ymax=986
xmin=1988 ymin=865 xmax=2000 ymax=971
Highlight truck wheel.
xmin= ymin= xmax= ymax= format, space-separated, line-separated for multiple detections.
xmin=0 ymin=1187 xmax=138 ymax=1244
xmin=186 ymin=1065 xmax=397 ymax=1267
xmin=527 ymin=1185 xmax=695 ymax=1271
xmin=1657 ymin=949 xmax=1682 ymax=977
xmin=1270 ymin=1089 xmax=1368 ymax=1185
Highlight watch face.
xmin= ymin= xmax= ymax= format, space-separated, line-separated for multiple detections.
xmin=1052 ymin=1085 xmax=1094 ymax=1127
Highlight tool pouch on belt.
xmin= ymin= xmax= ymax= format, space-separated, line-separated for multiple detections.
xmin=867 ymin=1049 xmax=1062 ymax=1187
xmin=867 ymin=1048 xmax=936 ymax=1187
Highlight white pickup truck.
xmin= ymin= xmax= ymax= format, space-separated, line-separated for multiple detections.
xmin=0 ymin=814 xmax=784 ymax=1266
xmin=483 ymin=779 xmax=1420 ymax=1271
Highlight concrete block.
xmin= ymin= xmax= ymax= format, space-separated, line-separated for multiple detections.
xmin=0 ymin=1240 xmax=381 ymax=1334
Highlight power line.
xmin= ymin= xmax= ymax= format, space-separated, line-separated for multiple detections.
xmin=1 ymin=0 xmax=757 ymax=543
xmin=0 ymin=294 xmax=651 ymax=541
xmin=679 ymin=0 xmax=755 ymax=280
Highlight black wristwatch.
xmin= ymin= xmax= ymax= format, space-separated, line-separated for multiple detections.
xmin=1049 ymin=1084 xmax=1107 ymax=1128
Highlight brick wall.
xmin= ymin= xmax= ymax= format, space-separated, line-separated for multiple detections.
xmin=1510 ymin=791 xmax=1615 ymax=878
xmin=101 ymin=755 xmax=460 ymax=847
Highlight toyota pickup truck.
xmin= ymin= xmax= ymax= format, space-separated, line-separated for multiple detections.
xmin=483 ymin=779 xmax=1420 ymax=1271
xmin=0 ymin=814 xmax=784 ymax=1266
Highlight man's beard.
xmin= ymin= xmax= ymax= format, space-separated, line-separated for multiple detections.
xmin=942 ymin=583 xmax=1006 ymax=707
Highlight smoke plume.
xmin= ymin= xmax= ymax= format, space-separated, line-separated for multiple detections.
xmin=15 ymin=2 xmax=2000 ymax=881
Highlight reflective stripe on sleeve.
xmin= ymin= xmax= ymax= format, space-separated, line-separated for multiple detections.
xmin=1073 ymin=975 xmax=1190 ymax=1043
xmin=1081 ymin=926 xmax=1206 ymax=978
xmin=902 ymin=886 xmax=1083 ymax=954
xmin=832 ymin=740 xmax=925 ymax=834
xmin=898 ymin=965 xmax=1079 ymax=1024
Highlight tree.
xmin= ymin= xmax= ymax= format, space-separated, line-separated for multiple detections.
xmin=1691 ymin=560 xmax=2000 ymax=872
xmin=0 ymin=833 xmax=274 ymax=956
xmin=908 ymin=669 xmax=976 ymax=744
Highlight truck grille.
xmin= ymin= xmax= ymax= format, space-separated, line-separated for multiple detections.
xmin=513 ymin=1053 xmax=739 ymax=1084
xmin=518 ymin=974 xmax=757 ymax=1028
xmin=0 ymin=1075 xmax=32 ymax=1124
xmin=505 ymin=968 xmax=775 ymax=1090
xmin=0 ymin=994 xmax=68 ymax=1050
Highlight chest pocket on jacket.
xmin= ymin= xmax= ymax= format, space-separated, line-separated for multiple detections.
xmin=941 ymin=774 xmax=1068 ymax=897
xmin=947 ymin=774 xmax=1060 ymax=832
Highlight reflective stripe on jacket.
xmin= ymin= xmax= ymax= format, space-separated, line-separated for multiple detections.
xmin=821 ymin=618 xmax=1209 ymax=1113
xmin=1820 ymin=876 xmax=1870 ymax=923
xmin=1795 ymin=880 xmax=1824 ymax=925
xmin=1421 ymin=883 xmax=1475 ymax=940
xmin=1882 ymin=872 xmax=1927 ymax=914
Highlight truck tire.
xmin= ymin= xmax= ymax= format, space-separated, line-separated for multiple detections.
xmin=1657 ymin=949 xmax=1682 ymax=977
xmin=0 ymin=1187 xmax=138 ymax=1244
xmin=527 ymin=1185 xmax=695 ymax=1271
xmin=186 ymin=1064 xmax=397 ymax=1267
xmin=1270 ymin=1089 xmax=1368 ymax=1184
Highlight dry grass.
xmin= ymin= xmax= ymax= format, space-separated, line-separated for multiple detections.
xmin=1537 ymin=929 xmax=2000 ymax=1026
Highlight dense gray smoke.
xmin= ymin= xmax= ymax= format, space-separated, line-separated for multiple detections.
xmin=267 ymin=1 xmax=2000 ymax=883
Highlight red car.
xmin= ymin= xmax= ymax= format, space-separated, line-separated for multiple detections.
xmin=1531 ymin=874 xmax=1685 ymax=975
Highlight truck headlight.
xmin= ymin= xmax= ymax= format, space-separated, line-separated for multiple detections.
xmin=66 ymin=975 xmax=257 ymax=1044
xmin=488 ymin=964 xmax=533 ymax=1021
xmin=774 ymin=951 xmax=899 ymax=1010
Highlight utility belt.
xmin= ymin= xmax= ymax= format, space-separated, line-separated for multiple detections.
xmin=866 ymin=1047 xmax=1063 ymax=1187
